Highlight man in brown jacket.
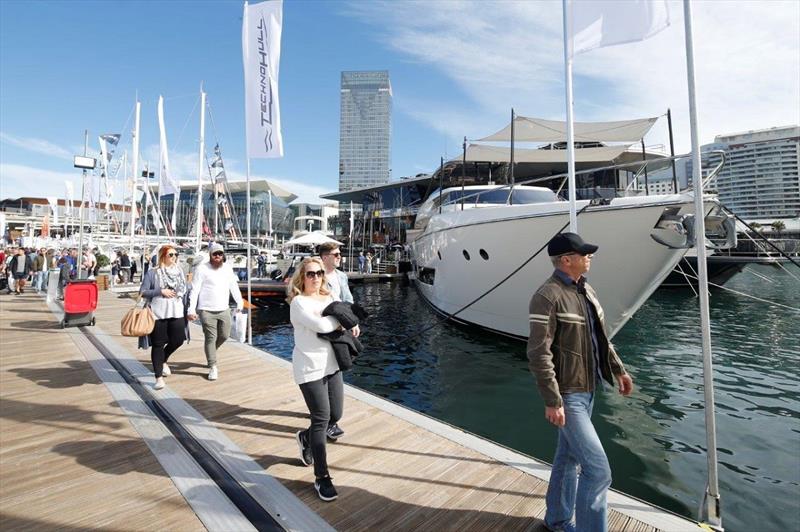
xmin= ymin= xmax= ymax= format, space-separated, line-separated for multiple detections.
xmin=527 ymin=232 xmax=633 ymax=532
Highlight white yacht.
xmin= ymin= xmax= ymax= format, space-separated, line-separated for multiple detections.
xmin=409 ymin=184 xmax=727 ymax=339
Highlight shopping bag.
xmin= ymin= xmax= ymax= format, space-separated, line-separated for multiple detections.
xmin=231 ymin=310 xmax=247 ymax=343
xmin=121 ymin=299 xmax=155 ymax=337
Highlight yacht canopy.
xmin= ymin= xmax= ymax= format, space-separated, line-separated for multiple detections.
xmin=283 ymin=231 xmax=342 ymax=248
xmin=458 ymin=144 xmax=630 ymax=164
xmin=476 ymin=116 xmax=658 ymax=143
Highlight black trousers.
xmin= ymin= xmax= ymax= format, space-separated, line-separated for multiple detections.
xmin=298 ymin=371 xmax=344 ymax=478
xmin=150 ymin=317 xmax=186 ymax=378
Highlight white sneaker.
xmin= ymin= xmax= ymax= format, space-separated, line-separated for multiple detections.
xmin=208 ymin=365 xmax=218 ymax=381
xmin=154 ymin=377 xmax=166 ymax=390
xmin=162 ymin=363 xmax=171 ymax=377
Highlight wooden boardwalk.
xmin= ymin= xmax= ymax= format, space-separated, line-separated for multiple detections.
xmin=0 ymin=291 xmax=204 ymax=531
xmin=0 ymin=289 xmax=700 ymax=531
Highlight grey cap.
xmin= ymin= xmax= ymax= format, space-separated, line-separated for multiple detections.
xmin=209 ymin=243 xmax=225 ymax=254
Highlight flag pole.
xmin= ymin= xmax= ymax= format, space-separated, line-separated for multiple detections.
xmin=196 ymin=84 xmax=206 ymax=251
xmin=683 ymin=0 xmax=722 ymax=529
xmin=246 ymin=157 xmax=252 ymax=344
xmin=130 ymin=99 xmax=140 ymax=258
xmin=562 ymin=0 xmax=578 ymax=232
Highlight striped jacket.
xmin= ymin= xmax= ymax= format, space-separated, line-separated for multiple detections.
xmin=527 ymin=272 xmax=627 ymax=408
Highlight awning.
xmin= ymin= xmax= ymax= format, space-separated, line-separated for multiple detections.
xmin=477 ymin=115 xmax=658 ymax=143
xmin=283 ymin=231 xmax=343 ymax=248
xmin=456 ymin=144 xmax=630 ymax=164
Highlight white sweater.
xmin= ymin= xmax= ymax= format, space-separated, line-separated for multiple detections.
xmin=187 ymin=262 xmax=243 ymax=314
xmin=289 ymin=295 xmax=340 ymax=385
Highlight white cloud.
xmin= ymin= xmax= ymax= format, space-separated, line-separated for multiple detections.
xmin=0 ymin=163 xmax=82 ymax=200
xmin=348 ymin=0 xmax=800 ymax=152
xmin=0 ymin=132 xmax=74 ymax=161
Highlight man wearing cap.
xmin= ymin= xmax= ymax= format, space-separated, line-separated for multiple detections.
xmin=187 ymin=243 xmax=244 ymax=381
xmin=527 ymin=232 xmax=633 ymax=532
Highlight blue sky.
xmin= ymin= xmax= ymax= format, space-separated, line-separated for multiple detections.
xmin=1 ymin=0 xmax=798 ymax=204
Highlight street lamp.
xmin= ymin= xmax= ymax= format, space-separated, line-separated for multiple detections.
xmin=74 ymin=133 xmax=96 ymax=279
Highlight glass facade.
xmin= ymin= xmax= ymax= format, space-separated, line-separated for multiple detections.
xmin=688 ymin=127 xmax=800 ymax=219
xmin=157 ymin=185 xmax=294 ymax=240
xmin=339 ymin=71 xmax=392 ymax=192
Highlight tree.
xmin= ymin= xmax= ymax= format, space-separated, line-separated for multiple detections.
xmin=771 ymin=220 xmax=786 ymax=236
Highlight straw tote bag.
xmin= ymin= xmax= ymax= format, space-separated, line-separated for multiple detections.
xmin=121 ymin=299 xmax=155 ymax=337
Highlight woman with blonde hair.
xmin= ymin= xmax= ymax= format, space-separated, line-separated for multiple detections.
xmin=288 ymin=257 xmax=349 ymax=502
xmin=139 ymin=245 xmax=190 ymax=390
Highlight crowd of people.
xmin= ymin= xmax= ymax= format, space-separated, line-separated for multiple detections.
xmin=3 ymin=232 xmax=634 ymax=525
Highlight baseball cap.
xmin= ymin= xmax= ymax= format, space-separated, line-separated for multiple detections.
xmin=209 ymin=243 xmax=225 ymax=255
xmin=547 ymin=232 xmax=599 ymax=257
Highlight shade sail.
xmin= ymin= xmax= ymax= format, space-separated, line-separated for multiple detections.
xmin=456 ymin=144 xmax=630 ymax=164
xmin=477 ymin=116 xmax=658 ymax=143
xmin=283 ymin=231 xmax=343 ymax=247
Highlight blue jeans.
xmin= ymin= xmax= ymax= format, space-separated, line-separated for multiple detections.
xmin=545 ymin=392 xmax=612 ymax=532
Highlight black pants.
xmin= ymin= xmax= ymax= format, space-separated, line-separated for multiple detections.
xmin=298 ymin=371 xmax=343 ymax=478
xmin=150 ymin=318 xmax=186 ymax=378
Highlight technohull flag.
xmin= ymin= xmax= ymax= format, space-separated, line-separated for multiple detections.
xmin=157 ymin=96 xmax=180 ymax=196
xmin=242 ymin=0 xmax=284 ymax=158
xmin=47 ymin=197 xmax=59 ymax=226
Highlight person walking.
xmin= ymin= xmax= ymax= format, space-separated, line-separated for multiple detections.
xmin=288 ymin=257 xmax=353 ymax=502
xmin=318 ymin=242 xmax=358 ymax=441
xmin=256 ymin=251 xmax=266 ymax=278
xmin=365 ymin=252 xmax=373 ymax=274
xmin=139 ymin=245 xmax=190 ymax=390
xmin=357 ymin=252 xmax=365 ymax=274
xmin=32 ymin=249 xmax=46 ymax=293
xmin=8 ymin=248 xmax=32 ymax=294
xmin=119 ymin=250 xmax=131 ymax=283
xmin=527 ymin=233 xmax=633 ymax=532
xmin=187 ymin=243 xmax=243 ymax=381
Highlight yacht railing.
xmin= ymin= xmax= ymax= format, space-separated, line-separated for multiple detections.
xmin=437 ymin=150 xmax=727 ymax=210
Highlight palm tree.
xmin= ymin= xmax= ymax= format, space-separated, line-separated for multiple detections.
xmin=771 ymin=220 xmax=786 ymax=237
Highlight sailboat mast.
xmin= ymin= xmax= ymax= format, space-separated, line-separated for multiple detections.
xmin=196 ymin=85 xmax=206 ymax=250
xmin=129 ymin=100 xmax=140 ymax=256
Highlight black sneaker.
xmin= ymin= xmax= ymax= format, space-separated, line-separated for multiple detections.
xmin=314 ymin=475 xmax=338 ymax=501
xmin=296 ymin=430 xmax=313 ymax=466
xmin=326 ymin=423 xmax=345 ymax=441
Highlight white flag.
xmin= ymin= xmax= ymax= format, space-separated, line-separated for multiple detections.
xmin=157 ymin=95 xmax=180 ymax=196
xmin=567 ymin=0 xmax=670 ymax=57
xmin=65 ymin=181 xmax=74 ymax=217
xmin=349 ymin=201 xmax=354 ymax=238
xmin=47 ymin=197 xmax=59 ymax=226
xmin=242 ymin=0 xmax=284 ymax=158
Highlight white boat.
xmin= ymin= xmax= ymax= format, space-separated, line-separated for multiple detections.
xmin=409 ymin=183 xmax=731 ymax=339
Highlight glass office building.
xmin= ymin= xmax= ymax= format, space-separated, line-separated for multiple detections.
xmin=688 ymin=126 xmax=799 ymax=219
xmin=339 ymin=71 xmax=392 ymax=192
xmin=156 ymin=180 xmax=295 ymax=241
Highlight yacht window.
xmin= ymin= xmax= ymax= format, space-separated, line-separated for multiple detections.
xmin=463 ymin=250 xmax=471 ymax=260
xmin=479 ymin=249 xmax=489 ymax=260
xmin=474 ymin=188 xmax=558 ymax=205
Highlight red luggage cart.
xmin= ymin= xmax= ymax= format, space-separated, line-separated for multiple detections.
xmin=62 ymin=279 xmax=98 ymax=328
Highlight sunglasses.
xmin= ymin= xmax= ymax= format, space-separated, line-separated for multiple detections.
xmin=305 ymin=270 xmax=325 ymax=279
xmin=166 ymin=252 xmax=177 ymax=258
xmin=325 ymin=252 xmax=342 ymax=258
xmin=211 ymin=251 xmax=225 ymax=257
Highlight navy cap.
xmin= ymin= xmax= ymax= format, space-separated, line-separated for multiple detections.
xmin=547 ymin=232 xmax=599 ymax=257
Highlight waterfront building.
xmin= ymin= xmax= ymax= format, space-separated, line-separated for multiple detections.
xmin=338 ymin=71 xmax=392 ymax=192
xmin=687 ymin=125 xmax=800 ymax=220
xmin=0 ymin=197 xmax=128 ymax=239
xmin=155 ymin=179 xmax=297 ymax=242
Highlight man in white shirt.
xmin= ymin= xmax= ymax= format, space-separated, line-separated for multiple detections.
xmin=187 ymin=243 xmax=243 ymax=381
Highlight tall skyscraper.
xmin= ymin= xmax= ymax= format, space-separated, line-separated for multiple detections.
xmin=339 ymin=71 xmax=392 ymax=192
xmin=688 ymin=126 xmax=799 ymax=219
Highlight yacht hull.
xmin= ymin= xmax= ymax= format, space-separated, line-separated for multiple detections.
xmin=410 ymin=195 xmax=703 ymax=340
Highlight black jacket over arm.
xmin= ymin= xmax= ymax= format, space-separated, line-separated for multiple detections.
xmin=317 ymin=301 xmax=368 ymax=371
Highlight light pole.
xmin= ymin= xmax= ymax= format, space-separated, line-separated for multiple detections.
xmin=73 ymin=131 xmax=96 ymax=280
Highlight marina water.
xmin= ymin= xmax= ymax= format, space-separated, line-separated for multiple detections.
xmin=252 ymin=265 xmax=799 ymax=532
